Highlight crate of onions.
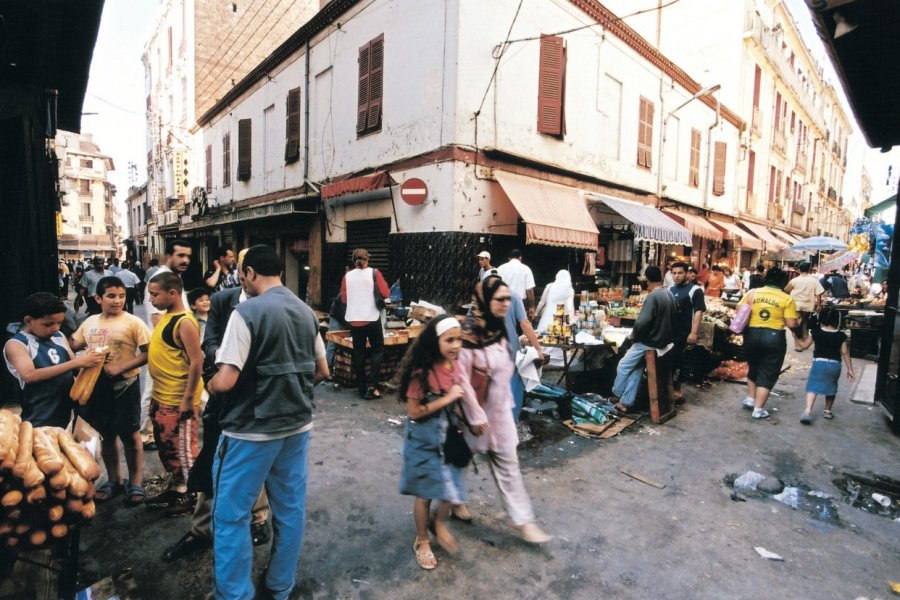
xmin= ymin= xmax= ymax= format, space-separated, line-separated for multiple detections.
xmin=0 ymin=409 xmax=100 ymax=549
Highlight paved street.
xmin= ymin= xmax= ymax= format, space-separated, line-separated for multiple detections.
xmin=57 ymin=301 xmax=900 ymax=600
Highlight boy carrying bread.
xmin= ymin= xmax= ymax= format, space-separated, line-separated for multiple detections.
xmin=71 ymin=276 xmax=151 ymax=507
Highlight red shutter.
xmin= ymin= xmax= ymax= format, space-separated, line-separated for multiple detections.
xmin=237 ymin=119 xmax=251 ymax=181
xmin=537 ymin=35 xmax=565 ymax=136
xmin=357 ymin=42 xmax=370 ymax=134
xmin=285 ymin=87 xmax=301 ymax=163
xmin=222 ymin=133 xmax=231 ymax=187
xmin=752 ymin=65 xmax=761 ymax=108
xmin=712 ymin=141 xmax=726 ymax=196
xmin=205 ymin=145 xmax=212 ymax=192
xmin=637 ymin=97 xmax=653 ymax=169
xmin=689 ymin=129 xmax=701 ymax=187
xmin=367 ymin=36 xmax=384 ymax=131
xmin=746 ymin=150 xmax=756 ymax=194
xmin=768 ymin=166 xmax=776 ymax=204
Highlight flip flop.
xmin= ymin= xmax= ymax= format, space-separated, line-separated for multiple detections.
xmin=413 ymin=537 xmax=436 ymax=570
xmin=123 ymin=482 xmax=145 ymax=508
xmin=94 ymin=480 xmax=124 ymax=503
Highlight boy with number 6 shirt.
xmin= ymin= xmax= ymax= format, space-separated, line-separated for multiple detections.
xmin=145 ymin=271 xmax=204 ymax=516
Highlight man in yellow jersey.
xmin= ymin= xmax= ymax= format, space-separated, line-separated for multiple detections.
xmin=145 ymin=271 xmax=204 ymax=515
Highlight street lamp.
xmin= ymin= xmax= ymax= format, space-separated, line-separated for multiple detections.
xmin=656 ymin=84 xmax=721 ymax=204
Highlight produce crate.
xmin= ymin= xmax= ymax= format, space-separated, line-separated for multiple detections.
xmin=331 ymin=345 xmax=407 ymax=389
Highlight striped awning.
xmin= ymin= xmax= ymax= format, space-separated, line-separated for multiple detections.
xmin=589 ymin=195 xmax=693 ymax=246
xmin=662 ymin=209 xmax=723 ymax=242
xmin=741 ymin=222 xmax=787 ymax=250
xmin=709 ymin=219 xmax=763 ymax=250
xmin=773 ymin=229 xmax=802 ymax=244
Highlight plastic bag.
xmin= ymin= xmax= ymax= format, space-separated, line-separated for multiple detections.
xmin=389 ymin=280 xmax=403 ymax=304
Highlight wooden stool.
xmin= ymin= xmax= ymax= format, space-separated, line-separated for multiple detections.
xmin=645 ymin=350 xmax=676 ymax=424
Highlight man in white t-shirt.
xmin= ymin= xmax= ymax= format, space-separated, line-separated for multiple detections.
xmin=477 ymin=250 xmax=498 ymax=281
xmin=497 ymin=249 xmax=536 ymax=319
xmin=784 ymin=261 xmax=824 ymax=350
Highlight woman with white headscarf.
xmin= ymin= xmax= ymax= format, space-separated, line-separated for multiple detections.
xmin=535 ymin=270 xmax=575 ymax=333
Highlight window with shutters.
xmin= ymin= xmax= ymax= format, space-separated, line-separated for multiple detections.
xmin=746 ymin=150 xmax=756 ymax=194
xmin=79 ymin=179 xmax=91 ymax=195
xmin=285 ymin=87 xmax=301 ymax=163
xmin=637 ymin=97 xmax=654 ymax=169
xmin=752 ymin=65 xmax=761 ymax=109
xmin=222 ymin=133 xmax=231 ymax=187
xmin=537 ymin=35 xmax=566 ymax=137
xmin=205 ymin=145 xmax=212 ymax=192
xmin=357 ymin=35 xmax=384 ymax=137
xmin=237 ymin=119 xmax=251 ymax=181
xmin=712 ymin=141 xmax=726 ymax=196
xmin=688 ymin=129 xmax=701 ymax=187
xmin=768 ymin=166 xmax=776 ymax=204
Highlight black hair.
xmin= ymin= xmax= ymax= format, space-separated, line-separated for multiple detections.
xmin=22 ymin=292 xmax=66 ymax=319
xmin=149 ymin=271 xmax=183 ymax=293
xmin=798 ymin=262 xmax=811 ymax=273
xmin=688 ymin=266 xmax=698 ymax=274
xmin=242 ymin=245 xmax=281 ymax=276
xmin=395 ymin=314 xmax=456 ymax=403
xmin=818 ymin=306 xmax=840 ymax=328
xmin=671 ymin=261 xmax=688 ymax=271
xmin=165 ymin=238 xmax=191 ymax=255
xmin=763 ymin=266 xmax=789 ymax=289
xmin=96 ymin=276 xmax=126 ymax=296
xmin=188 ymin=287 xmax=210 ymax=306
xmin=216 ymin=245 xmax=233 ymax=259
xmin=645 ymin=265 xmax=663 ymax=283
xmin=756 ymin=263 xmax=765 ymax=273
xmin=149 ymin=258 xmax=159 ymax=267
xmin=509 ymin=249 xmax=522 ymax=259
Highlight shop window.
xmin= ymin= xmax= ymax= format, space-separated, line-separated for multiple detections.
xmin=222 ymin=133 xmax=231 ymax=187
xmin=237 ymin=118 xmax=252 ymax=181
xmin=712 ymin=142 xmax=726 ymax=196
xmin=357 ymin=35 xmax=384 ymax=136
xmin=637 ymin=97 xmax=654 ymax=170
xmin=285 ymin=87 xmax=301 ymax=163
xmin=689 ymin=129 xmax=701 ymax=187
xmin=537 ymin=35 xmax=566 ymax=137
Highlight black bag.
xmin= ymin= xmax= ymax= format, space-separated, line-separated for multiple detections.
xmin=329 ymin=293 xmax=348 ymax=326
xmin=443 ymin=405 xmax=472 ymax=468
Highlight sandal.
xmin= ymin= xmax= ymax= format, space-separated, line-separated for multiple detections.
xmin=428 ymin=520 xmax=458 ymax=555
xmin=823 ymin=410 xmax=834 ymax=420
xmin=123 ymin=482 xmax=145 ymax=508
xmin=413 ymin=537 xmax=436 ymax=570
xmin=613 ymin=402 xmax=631 ymax=415
xmin=451 ymin=504 xmax=473 ymax=523
xmin=94 ymin=480 xmax=124 ymax=503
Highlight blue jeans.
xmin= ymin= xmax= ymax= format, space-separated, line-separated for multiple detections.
xmin=325 ymin=317 xmax=341 ymax=373
xmin=612 ymin=342 xmax=652 ymax=408
xmin=511 ymin=373 xmax=524 ymax=422
xmin=212 ymin=430 xmax=310 ymax=600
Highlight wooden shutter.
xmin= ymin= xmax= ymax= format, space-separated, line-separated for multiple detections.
xmin=537 ymin=35 xmax=565 ymax=137
xmin=357 ymin=35 xmax=384 ymax=136
xmin=205 ymin=145 xmax=212 ymax=192
xmin=774 ymin=93 xmax=781 ymax=130
xmin=222 ymin=133 xmax=231 ymax=187
xmin=712 ymin=141 xmax=726 ymax=196
xmin=237 ymin=119 xmax=251 ymax=181
xmin=637 ymin=97 xmax=653 ymax=169
xmin=752 ymin=65 xmax=761 ymax=108
xmin=689 ymin=129 xmax=701 ymax=187
xmin=285 ymin=87 xmax=301 ymax=163
xmin=746 ymin=150 xmax=756 ymax=194
xmin=768 ymin=166 xmax=776 ymax=204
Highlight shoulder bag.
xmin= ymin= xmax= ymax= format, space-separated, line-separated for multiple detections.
xmin=729 ymin=290 xmax=756 ymax=334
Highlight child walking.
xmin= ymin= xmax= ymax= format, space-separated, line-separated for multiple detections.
xmin=4 ymin=292 xmax=105 ymax=427
xmin=798 ymin=307 xmax=855 ymax=424
xmin=71 ymin=277 xmax=151 ymax=506
xmin=397 ymin=315 xmax=477 ymax=570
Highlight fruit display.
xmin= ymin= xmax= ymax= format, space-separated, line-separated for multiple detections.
xmin=0 ymin=410 xmax=100 ymax=549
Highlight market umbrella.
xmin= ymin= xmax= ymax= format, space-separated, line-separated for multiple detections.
xmin=790 ymin=236 xmax=848 ymax=252
xmin=766 ymin=248 xmax=809 ymax=262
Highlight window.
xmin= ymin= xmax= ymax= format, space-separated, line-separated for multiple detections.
xmin=688 ymin=129 xmax=701 ymax=187
xmin=774 ymin=93 xmax=782 ymax=130
xmin=82 ymin=227 xmax=92 ymax=235
xmin=768 ymin=166 xmax=777 ymax=204
xmin=712 ymin=142 xmax=726 ymax=196
xmin=537 ymin=35 xmax=566 ymax=137
xmin=80 ymin=159 xmax=93 ymax=169
xmin=222 ymin=133 xmax=231 ymax=187
xmin=746 ymin=150 xmax=756 ymax=195
xmin=752 ymin=65 xmax=761 ymax=109
xmin=237 ymin=119 xmax=251 ymax=181
xmin=205 ymin=145 xmax=212 ymax=192
xmin=357 ymin=35 xmax=384 ymax=136
xmin=285 ymin=87 xmax=301 ymax=163
xmin=80 ymin=203 xmax=91 ymax=217
xmin=637 ymin=97 xmax=654 ymax=169
xmin=79 ymin=179 xmax=91 ymax=195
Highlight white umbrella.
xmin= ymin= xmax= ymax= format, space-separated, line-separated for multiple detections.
xmin=790 ymin=236 xmax=848 ymax=252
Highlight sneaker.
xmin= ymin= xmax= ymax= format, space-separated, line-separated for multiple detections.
xmin=519 ymin=522 xmax=552 ymax=544
xmin=800 ymin=413 xmax=812 ymax=425
xmin=164 ymin=492 xmax=197 ymax=517
xmin=162 ymin=531 xmax=209 ymax=562
xmin=751 ymin=409 xmax=770 ymax=420
xmin=144 ymin=488 xmax=185 ymax=509
xmin=742 ymin=397 xmax=755 ymax=409
xmin=251 ymin=521 xmax=270 ymax=546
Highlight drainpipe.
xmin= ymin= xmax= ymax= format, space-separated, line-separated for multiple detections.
xmin=303 ymin=41 xmax=311 ymax=187
xmin=703 ymin=95 xmax=721 ymax=210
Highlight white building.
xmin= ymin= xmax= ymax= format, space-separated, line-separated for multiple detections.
xmin=55 ymin=131 xmax=118 ymax=260
xmin=192 ymin=0 xmax=767 ymax=307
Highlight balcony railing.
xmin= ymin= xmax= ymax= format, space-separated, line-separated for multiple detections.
xmin=792 ymin=202 xmax=806 ymax=215
xmin=773 ymin=129 xmax=787 ymax=156
xmin=751 ymin=106 xmax=763 ymax=138
xmin=79 ymin=215 xmax=93 ymax=222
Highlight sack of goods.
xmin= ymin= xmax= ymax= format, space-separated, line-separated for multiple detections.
xmin=0 ymin=410 xmax=101 ymax=549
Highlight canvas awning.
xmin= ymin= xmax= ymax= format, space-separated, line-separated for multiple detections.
xmin=709 ymin=219 xmax=763 ymax=251
xmin=494 ymin=172 xmax=598 ymax=250
xmin=772 ymin=229 xmax=801 ymax=245
xmin=588 ymin=194 xmax=692 ymax=246
xmin=740 ymin=222 xmax=787 ymax=250
xmin=321 ymin=171 xmax=391 ymax=201
xmin=661 ymin=209 xmax=723 ymax=242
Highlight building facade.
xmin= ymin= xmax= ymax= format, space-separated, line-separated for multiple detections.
xmin=55 ymin=131 xmax=119 ymax=260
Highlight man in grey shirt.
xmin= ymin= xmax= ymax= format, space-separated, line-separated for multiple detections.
xmin=611 ymin=265 xmax=677 ymax=413
xmin=78 ymin=256 xmax=112 ymax=315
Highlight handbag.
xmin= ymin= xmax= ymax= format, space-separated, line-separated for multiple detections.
xmin=729 ymin=290 xmax=755 ymax=334
xmin=469 ymin=349 xmax=492 ymax=408
xmin=443 ymin=405 xmax=472 ymax=468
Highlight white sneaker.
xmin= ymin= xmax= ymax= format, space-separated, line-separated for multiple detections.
xmin=752 ymin=409 xmax=770 ymax=419
xmin=519 ymin=522 xmax=552 ymax=544
xmin=742 ymin=397 xmax=755 ymax=409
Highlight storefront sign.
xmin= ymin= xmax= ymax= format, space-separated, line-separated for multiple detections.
xmin=399 ymin=178 xmax=428 ymax=205
xmin=290 ymin=239 xmax=310 ymax=253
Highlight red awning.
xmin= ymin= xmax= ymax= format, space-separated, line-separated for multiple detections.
xmin=321 ymin=171 xmax=390 ymax=200
xmin=741 ymin=222 xmax=787 ymax=250
xmin=710 ymin=219 xmax=763 ymax=250
xmin=662 ymin=209 xmax=723 ymax=242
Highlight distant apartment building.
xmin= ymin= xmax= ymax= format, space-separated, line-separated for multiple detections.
xmin=141 ymin=0 xmax=318 ymax=283
xmin=124 ymin=183 xmax=150 ymax=267
xmin=55 ymin=131 xmax=118 ymax=260
xmin=601 ymin=0 xmax=855 ymax=242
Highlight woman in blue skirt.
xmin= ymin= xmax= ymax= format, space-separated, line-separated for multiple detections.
xmin=798 ymin=307 xmax=855 ymax=423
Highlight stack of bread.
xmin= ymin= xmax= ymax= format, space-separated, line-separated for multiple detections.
xmin=0 ymin=409 xmax=101 ymax=549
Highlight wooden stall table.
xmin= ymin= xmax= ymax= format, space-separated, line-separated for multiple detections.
xmin=540 ymin=341 xmax=614 ymax=393
xmin=325 ymin=327 xmax=423 ymax=388
xmin=644 ymin=350 xmax=676 ymax=424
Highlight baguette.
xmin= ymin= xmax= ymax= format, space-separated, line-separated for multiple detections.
xmin=60 ymin=453 xmax=91 ymax=498
xmin=56 ymin=429 xmax=101 ymax=481
xmin=25 ymin=485 xmax=46 ymax=504
xmin=65 ymin=498 xmax=84 ymax=514
xmin=22 ymin=460 xmax=45 ymax=489
xmin=0 ymin=523 xmax=12 ymax=537
xmin=47 ymin=468 xmax=70 ymax=491
xmin=0 ymin=410 xmax=21 ymax=462
xmin=0 ymin=443 xmax=16 ymax=473
xmin=48 ymin=504 xmax=64 ymax=522
xmin=81 ymin=499 xmax=96 ymax=519
xmin=32 ymin=428 xmax=64 ymax=476
xmin=50 ymin=524 xmax=68 ymax=539
xmin=1 ymin=490 xmax=22 ymax=507
xmin=13 ymin=523 xmax=29 ymax=536
xmin=29 ymin=530 xmax=46 ymax=547
xmin=70 ymin=349 xmax=107 ymax=405
xmin=6 ymin=537 xmax=18 ymax=548
xmin=12 ymin=421 xmax=33 ymax=478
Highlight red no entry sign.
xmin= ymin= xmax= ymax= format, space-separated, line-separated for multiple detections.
xmin=399 ymin=178 xmax=428 ymax=205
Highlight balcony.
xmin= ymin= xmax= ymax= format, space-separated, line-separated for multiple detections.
xmin=767 ymin=203 xmax=784 ymax=222
xmin=792 ymin=202 xmax=806 ymax=215
xmin=795 ymin=150 xmax=808 ymax=176
xmin=79 ymin=215 xmax=93 ymax=222
xmin=751 ymin=106 xmax=763 ymax=138
xmin=773 ymin=129 xmax=787 ymax=156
